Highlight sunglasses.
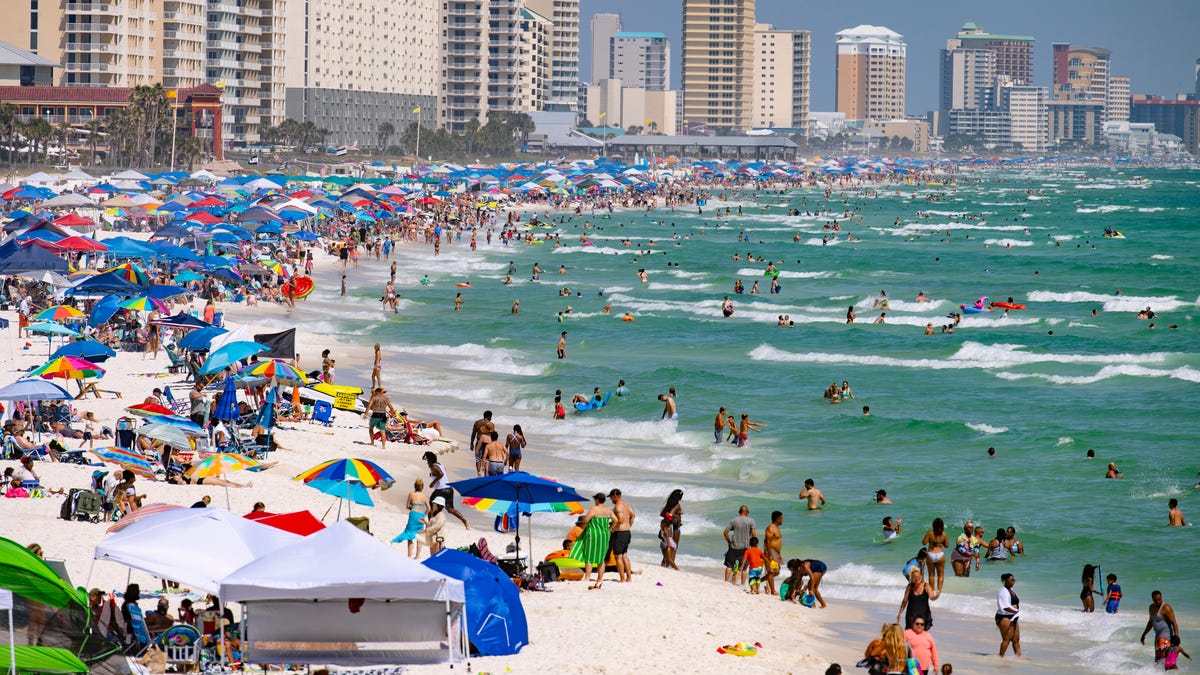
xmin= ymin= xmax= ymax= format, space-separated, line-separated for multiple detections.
xmin=913 ymin=622 xmax=925 ymax=627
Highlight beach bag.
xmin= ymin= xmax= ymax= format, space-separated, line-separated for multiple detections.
xmin=536 ymin=561 xmax=560 ymax=583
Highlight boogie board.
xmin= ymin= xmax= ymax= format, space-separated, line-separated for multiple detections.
xmin=574 ymin=392 xmax=611 ymax=412
xmin=282 ymin=276 xmax=315 ymax=299
xmin=961 ymin=306 xmax=990 ymax=314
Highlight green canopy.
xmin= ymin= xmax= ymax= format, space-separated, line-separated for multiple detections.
xmin=0 ymin=646 xmax=88 ymax=674
xmin=0 ymin=538 xmax=85 ymax=610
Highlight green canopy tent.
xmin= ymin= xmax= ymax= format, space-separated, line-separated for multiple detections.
xmin=0 ymin=539 xmax=121 ymax=674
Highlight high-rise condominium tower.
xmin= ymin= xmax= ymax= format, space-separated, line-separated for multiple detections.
xmin=835 ymin=25 xmax=905 ymax=122
xmin=681 ymin=0 xmax=756 ymax=131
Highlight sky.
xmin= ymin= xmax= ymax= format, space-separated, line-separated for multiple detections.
xmin=579 ymin=0 xmax=1200 ymax=114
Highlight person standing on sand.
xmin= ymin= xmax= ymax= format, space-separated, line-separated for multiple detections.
xmin=660 ymin=489 xmax=683 ymax=569
xmin=1168 ymin=498 xmax=1189 ymax=526
xmin=798 ymin=478 xmax=826 ymax=510
xmin=1141 ymin=590 xmax=1180 ymax=663
xmin=609 ymin=489 xmax=635 ymax=583
xmin=469 ymin=410 xmax=492 ymax=457
xmin=995 ymin=573 xmax=1021 ymax=658
xmin=922 ymin=518 xmax=950 ymax=594
xmin=371 ymin=343 xmax=382 ymax=390
xmin=423 ymin=451 xmax=470 ymax=530
xmin=570 ymin=493 xmax=614 ymax=589
xmin=557 ymin=331 xmax=567 ymax=359
xmin=764 ymin=510 xmax=784 ymax=596
xmin=723 ymin=505 xmax=756 ymax=586
xmin=365 ymin=388 xmax=398 ymax=448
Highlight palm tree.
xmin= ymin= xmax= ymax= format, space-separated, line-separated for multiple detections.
xmin=0 ymin=103 xmax=17 ymax=167
xmin=377 ymin=121 xmax=395 ymax=151
xmin=85 ymin=118 xmax=104 ymax=166
xmin=23 ymin=117 xmax=53 ymax=165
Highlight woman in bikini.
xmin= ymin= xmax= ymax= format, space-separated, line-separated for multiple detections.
xmin=505 ymin=425 xmax=526 ymax=472
xmin=921 ymin=517 xmax=950 ymax=594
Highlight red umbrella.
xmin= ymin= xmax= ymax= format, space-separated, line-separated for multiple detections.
xmin=53 ymin=213 xmax=96 ymax=227
xmin=125 ymin=402 xmax=176 ymax=417
xmin=184 ymin=210 xmax=221 ymax=224
xmin=189 ymin=196 xmax=228 ymax=207
xmin=55 ymin=235 xmax=107 ymax=252
xmin=244 ymin=510 xmax=325 ymax=536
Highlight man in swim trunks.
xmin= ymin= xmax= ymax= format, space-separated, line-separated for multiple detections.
xmin=557 ymin=331 xmax=567 ymax=359
xmin=735 ymin=413 xmax=765 ymax=447
xmin=659 ymin=394 xmax=677 ymax=420
xmin=764 ymin=510 xmax=784 ymax=596
xmin=798 ymin=478 xmax=826 ymax=510
xmin=723 ymin=505 xmax=756 ymax=586
xmin=609 ymin=489 xmax=635 ymax=583
xmin=1168 ymin=499 xmax=1189 ymax=526
xmin=1140 ymin=590 xmax=1180 ymax=663
xmin=481 ymin=431 xmax=508 ymax=476
xmin=714 ymin=407 xmax=730 ymax=444
xmin=365 ymin=388 xmax=398 ymax=449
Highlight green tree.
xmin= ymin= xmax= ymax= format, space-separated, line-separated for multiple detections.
xmin=23 ymin=117 xmax=53 ymax=164
xmin=377 ymin=121 xmax=395 ymax=151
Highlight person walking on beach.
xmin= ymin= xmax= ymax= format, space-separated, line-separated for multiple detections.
xmin=723 ymin=505 xmax=756 ymax=586
xmin=660 ymin=489 xmax=683 ymax=569
xmin=481 ymin=431 xmax=508 ymax=476
xmin=995 ymin=573 xmax=1021 ymax=658
xmin=798 ymin=478 xmax=826 ymax=510
xmin=1140 ymin=590 xmax=1180 ymax=663
xmin=764 ymin=510 xmax=784 ymax=596
xmin=898 ymin=568 xmax=938 ymax=630
xmin=423 ymin=451 xmax=470 ymax=530
xmin=365 ymin=388 xmax=398 ymax=448
xmin=557 ymin=331 xmax=567 ymax=359
xmin=904 ymin=617 xmax=939 ymax=674
xmin=570 ymin=493 xmax=614 ymax=589
xmin=505 ymin=424 xmax=525 ymax=472
xmin=371 ymin=343 xmax=383 ymax=390
xmin=609 ymin=489 xmax=635 ymax=583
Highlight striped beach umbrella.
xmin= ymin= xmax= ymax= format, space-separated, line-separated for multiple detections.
xmin=104 ymin=262 xmax=150 ymax=285
xmin=238 ymin=359 xmax=308 ymax=384
xmin=32 ymin=305 xmax=87 ymax=322
xmin=184 ymin=452 xmax=259 ymax=479
xmin=138 ymin=421 xmax=206 ymax=450
xmin=30 ymin=355 xmax=105 ymax=381
xmin=107 ymin=503 xmax=184 ymax=533
xmin=294 ymin=458 xmax=395 ymax=489
xmin=124 ymin=402 xmax=175 ymax=417
xmin=118 ymin=295 xmax=168 ymax=313
xmin=88 ymin=446 xmax=156 ymax=480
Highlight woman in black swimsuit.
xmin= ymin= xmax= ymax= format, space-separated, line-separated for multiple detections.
xmin=659 ymin=489 xmax=683 ymax=567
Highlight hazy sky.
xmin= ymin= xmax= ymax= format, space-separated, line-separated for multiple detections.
xmin=579 ymin=0 xmax=1200 ymax=113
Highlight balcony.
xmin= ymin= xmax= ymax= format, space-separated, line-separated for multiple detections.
xmin=64 ymin=42 xmax=112 ymax=53
xmin=207 ymin=19 xmax=240 ymax=32
xmin=65 ymin=62 xmax=113 ymax=72
xmin=65 ymin=22 xmax=113 ymax=33
xmin=64 ymin=2 xmax=116 ymax=13
xmin=163 ymin=11 xmax=204 ymax=24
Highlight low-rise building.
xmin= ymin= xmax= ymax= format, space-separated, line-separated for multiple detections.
xmin=0 ymin=40 xmax=56 ymax=86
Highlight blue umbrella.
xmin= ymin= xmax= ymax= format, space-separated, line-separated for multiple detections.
xmin=306 ymin=478 xmax=373 ymax=519
xmin=213 ymin=376 xmax=239 ymax=422
xmin=87 ymin=294 xmax=123 ymax=328
xmin=0 ymin=378 xmax=73 ymax=402
xmin=51 ymin=340 xmax=116 ymax=362
xmin=147 ymin=284 xmax=189 ymax=300
xmin=178 ymin=326 xmax=227 ymax=351
xmin=25 ymin=321 xmax=80 ymax=337
xmin=449 ymin=472 xmax=586 ymax=566
xmin=289 ymin=230 xmax=319 ymax=242
xmin=199 ymin=341 xmax=268 ymax=375
xmin=255 ymin=386 xmax=275 ymax=429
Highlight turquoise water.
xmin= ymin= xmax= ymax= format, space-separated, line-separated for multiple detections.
xmin=287 ymin=165 xmax=1199 ymax=673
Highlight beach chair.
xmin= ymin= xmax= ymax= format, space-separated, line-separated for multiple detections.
xmin=157 ymin=624 xmax=201 ymax=672
xmin=165 ymin=348 xmax=188 ymax=375
xmin=311 ymin=400 xmax=333 ymax=426
xmin=162 ymin=387 xmax=189 ymax=415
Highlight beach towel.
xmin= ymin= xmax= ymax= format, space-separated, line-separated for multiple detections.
xmin=569 ymin=516 xmax=611 ymax=565
xmin=390 ymin=509 xmax=425 ymax=543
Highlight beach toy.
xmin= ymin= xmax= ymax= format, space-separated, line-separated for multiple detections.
xmin=573 ymin=392 xmax=611 ymax=412
xmin=282 ymin=276 xmax=315 ymax=299
xmin=992 ymin=301 xmax=1027 ymax=310
xmin=717 ymin=642 xmax=761 ymax=657
xmin=800 ymin=593 xmax=816 ymax=607
xmin=456 ymin=282 xmax=472 ymax=287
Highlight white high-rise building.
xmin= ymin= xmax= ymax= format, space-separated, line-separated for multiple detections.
xmin=611 ymin=32 xmax=670 ymax=91
xmin=940 ymin=48 xmax=995 ymax=112
xmin=1001 ymin=83 xmax=1048 ymax=152
xmin=589 ymin=13 xmax=620 ymax=84
xmin=520 ymin=7 xmax=553 ymax=113
xmin=752 ymin=23 xmax=810 ymax=131
xmin=524 ymin=0 xmax=579 ymax=112
xmin=1107 ymin=74 xmax=1131 ymax=124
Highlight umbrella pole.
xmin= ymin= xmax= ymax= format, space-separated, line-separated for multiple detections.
xmin=223 ymin=473 xmax=230 ymax=509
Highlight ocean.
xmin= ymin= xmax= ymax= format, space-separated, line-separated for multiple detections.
xmin=261 ymin=165 xmax=1199 ymax=673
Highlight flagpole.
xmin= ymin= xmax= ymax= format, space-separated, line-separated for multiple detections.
xmin=169 ymin=102 xmax=178 ymax=171
xmin=415 ymin=107 xmax=422 ymax=163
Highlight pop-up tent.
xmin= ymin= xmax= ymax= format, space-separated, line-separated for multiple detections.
xmin=220 ymin=522 xmax=467 ymax=667
xmin=422 ymin=549 xmax=527 ymax=656
xmin=92 ymin=508 xmax=301 ymax=594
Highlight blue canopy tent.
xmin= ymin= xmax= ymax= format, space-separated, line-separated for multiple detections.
xmin=0 ymin=243 xmax=68 ymax=274
xmin=99 ymin=236 xmax=158 ymax=259
xmin=422 ymin=549 xmax=528 ymax=656
xmin=67 ymin=271 xmax=143 ymax=295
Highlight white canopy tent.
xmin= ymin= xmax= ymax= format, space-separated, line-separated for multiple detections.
xmin=92 ymin=508 xmax=301 ymax=594
xmin=220 ymin=522 xmax=467 ymax=667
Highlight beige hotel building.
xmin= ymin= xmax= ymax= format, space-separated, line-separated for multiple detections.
xmin=681 ymin=0 xmax=756 ymax=131
xmin=835 ymin=24 xmax=906 ymax=122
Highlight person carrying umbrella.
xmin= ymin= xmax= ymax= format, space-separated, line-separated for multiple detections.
xmin=365 ymin=387 xmax=398 ymax=448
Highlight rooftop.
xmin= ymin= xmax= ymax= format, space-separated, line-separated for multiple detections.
xmin=615 ymin=32 xmax=668 ymax=40
xmin=836 ymin=25 xmax=903 ymax=41
xmin=0 ymin=40 xmax=58 ymax=68
xmin=606 ymin=135 xmax=798 ymax=149
xmin=957 ymin=22 xmax=1034 ymax=42
xmin=0 ymin=84 xmax=222 ymax=104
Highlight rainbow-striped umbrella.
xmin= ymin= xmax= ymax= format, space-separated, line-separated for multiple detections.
xmin=238 ymin=359 xmax=308 ymax=384
xmin=88 ymin=446 xmax=157 ymax=480
xmin=450 ymin=472 xmax=586 ymax=515
xmin=185 ymin=452 xmax=259 ymax=479
xmin=32 ymin=305 xmax=87 ymax=322
xmin=118 ymin=295 xmax=168 ymax=313
xmin=294 ymin=458 xmax=394 ymax=489
xmin=104 ymin=262 xmax=151 ymax=285
xmin=107 ymin=503 xmax=184 ymax=532
xmin=30 ymin=355 xmax=105 ymax=381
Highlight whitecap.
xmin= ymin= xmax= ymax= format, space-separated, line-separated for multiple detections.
xmin=966 ymin=422 xmax=1009 ymax=434
xmin=983 ymin=238 xmax=1033 ymax=247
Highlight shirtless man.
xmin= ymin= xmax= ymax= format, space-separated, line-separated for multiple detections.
xmin=798 ymin=478 xmax=826 ymax=510
xmin=659 ymin=394 xmax=677 ymax=420
xmin=468 ymin=410 xmax=493 ymax=456
xmin=481 ymin=432 xmax=508 ymax=476
xmin=557 ymin=331 xmax=567 ymax=359
xmin=1168 ymin=498 xmax=1189 ymax=526
xmin=735 ymin=413 xmax=765 ymax=447
xmin=371 ymin=343 xmax=383 ymax=390
xmin=365 ymin=388 xmax=398 ymax=448
xmin=764 ymin=510 xmax=784 ymax=596
xmin=713 ymin=407 xmax=730 ymax=444
xmin=609 ymin=489 xmax=636 ymax=583
xmin=1140 ymin=591 xmax=1180 ymax=663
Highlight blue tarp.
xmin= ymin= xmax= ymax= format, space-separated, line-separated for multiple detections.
xmin=422 ymin=549 xmax=528 ymax=656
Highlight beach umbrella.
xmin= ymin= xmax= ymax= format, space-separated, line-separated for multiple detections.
xmin=88 ymin=446 xmax=157 ymax=480
xmin=294 ymin=458 xmax=395 ymax=489
xmin=0 ymin=379 xmax=73 ymax=402
xmin=212 ymin=376 xmax=240 ymax=422
xmin=87 ymin=294 xmax=123 ymax=328
xmin=107 ymin=503 xmax=184 ymax=533
xmin=118 ymin=295 xmax=168 ymax=313
xmin=177 ymin=326 xmax=226 ymax=351
xmin=450 ymin=472 xmax=586 ymax=568
xmin=50 ymin=340 xmax=116 ymax=362
xmin=137 ymin=421 xmax=206 ymax=451
xmin=198 ymin=341 xmax=268 ymax=375
xmin=104 ymin=262 xmax=151 ymax=285
xmin=174 ymin=270 xmax=205 ymax=283
xmin=32 ymin=305 xmax=86 ymax=322
xmin=24 ymin=321 xmax=80 ymax=337
xmin=124 ymin=402 xmax=176 ymax=417
xmin=237 ymin=359 xmax=308 ymax=384
xmin=29 ymin=355 xmax=105 ymax=381
xmin=305 ymin=478 xmax=373 ymax=519
xmin=186 ymin=452 xmax=259 ymax=508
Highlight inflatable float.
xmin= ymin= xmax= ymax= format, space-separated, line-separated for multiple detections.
xmin=282 ymin=276 xmax=315 ymax=299
xmin=455 ymin=282 xmax=471 ymax=288
xmin=311 ymin=382 xmax=365 ymax=411
xmin=717 ymin=642 xmax=762 ymax=657
xmin=992 ymin=302 xmax=1027 ymax=310
xmin=574 ymin=392 xmax=611 ymax=412
xmin=960 ymin=305 xmax=990 ymax=314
